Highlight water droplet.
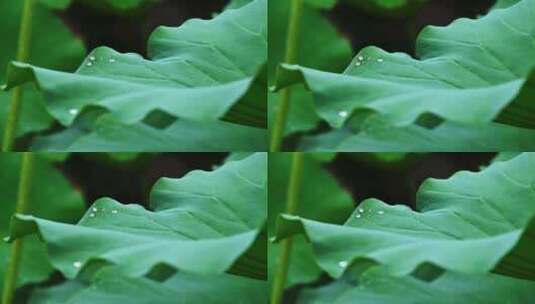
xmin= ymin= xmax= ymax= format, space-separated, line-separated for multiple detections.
xmin=358 ymin=56 xmax=364 ymax=61
xmin=73 ymin=261 xmax=82 ymax=268
xmin=355 ymin=62 xmax=361 ymax=66
xmin=112 ymin=210 xmax=118 ymax=214
xmin=89 ymin=56 xmax=96 ymax=61
xmin=338 ymin=111 xmax=349 ymax=118
xmin=358 ymin=208 xmax=365 ymax=213
xmin=338 ymin=261 xmax=348 ymax=268
xmin=92 ymin=207 xmax=98 ymax=212
xmin=86 ymin=62 xmax=93 ymax=67
xmin=109 ymin=58 xmax=116 ymax=63
xmin=355 ymin=214 xmax=361 ymax=218
xmin=378 ymin=210 xmax=385 ymax=215
xmin=377 ymin=58 xmax=384 ymax=62
xmin=69 ymin=109 xmax=79 ymax=115
xmin=89 ymin=213 xmax=95 ymax=218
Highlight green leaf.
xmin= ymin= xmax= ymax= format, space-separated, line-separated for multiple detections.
xmin=268 ymin=154 xmax=352 ymax=234
xmin=300 ymin=114 xmax=535 ymax=151
xmin=274 ymin=153 xmax=535 ymax=280
xmin=491 ymin=152 xmax=522 ymax=164
xmin=31 ymin=115 xmax=267 ymax=152
xmin=298 ymin=269 xmax=535 ymax=303
xmin=275 ymin=0 xmax=535 ymax=148
xmin=3 ymin=0 xmax=267 ymax=129
xmin=8 ymin=153 xmax=267 ymax=280
xmin=268 ymin=0 xmax=352 ymax=135
xmin=268 ymin=154 xmax=353 ymax=287
xmin=0 ymin=154 xmax=84 ymax=297
xmin=491 ymin=0 xmax=521 ymax=9
xmin=0 ymin=1 xmax=85 ymax=138
xmin=30 ymin=268 xmax=266 ymax=304
xmin=30 ymin=280 xmax=86 ymax=304
xmin=226 ymin=0 xmax=254 ymax=10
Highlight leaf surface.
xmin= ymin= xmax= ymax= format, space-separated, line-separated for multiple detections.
xmin=298 ymin=270 xmax=535 ymax=304
xmin=8 ymin=153 xmax=267 ymax=280
xmin=268 ymin=0 xmax=351 ymax=135
xmin=0 ymin=1 xmax=85 ymax=138
xmin=268 ymin=154 xmax=353 ymax=287
xmin=0 ymin=155 xmax=84 ymax=297
xmin=275 ymin=0 xmax=535 ymax=147
xmin=492 ymin=0 xmax=521 ymax=9
xmin=275 ymin=153 xmax=535 ymax=280
xmin=30 ymin=268 xmax=266 ymax=304
xmin=4 ymin=0 xmax=267 ymax=129
xmin=300 ymin=115 xmax=535 ymax=151
xmin=31 ymin=115 xmax=267 ymax=152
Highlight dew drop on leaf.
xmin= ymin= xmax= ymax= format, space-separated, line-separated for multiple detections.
xmin=86 ymin=62 xmax=93 ymax=67
xmin=377 ymin=58 xmax=384 ymax=62
xmin=358 ymin=208 xmax=365 ymax=213
xmin=338 ymin=111 xmax=348 ymax=118
xmin=378 ymin=210 xmax=384 ymax=215
xmin=338 ymin=261 xmax=348 ymax=268
xmin=89 ymin=213 xmax=95 ymax=218
xmin=109 ymin=58 xmax=116 ymax=63
xmin=73 ymin=261 xmax=82 ymax=268
xmin=358 ymin=56 xmax=364 ymax=61
xmin=112 ymin=210 xmax=118 ymax=214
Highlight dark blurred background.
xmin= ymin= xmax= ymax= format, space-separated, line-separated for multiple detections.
xmin=57 ymin=153 xmax=227 ymax=208
xmin=58 ymin=152 xmax=496 ymax=215
xmin=59 ymin=0 xmax=229 ymax=57
xmin=328 ymin=153 xmax=495 ymax=208
xmin=328 ymin=0 xmax=496 ymax=56
xmin=57 ymin=0 xmax=498 ymax=59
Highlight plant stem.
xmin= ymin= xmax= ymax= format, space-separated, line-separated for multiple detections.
xmin=2 ymin=0 xmax=35 ymax=152
xmin=2 ymin=153 xmax=35 ymax=304
xmin=270 ymin=0 xmax=304 ymax=152
xmin=270 ymin=152 xmax=305 ymax=304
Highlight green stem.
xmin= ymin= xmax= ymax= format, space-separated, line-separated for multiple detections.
xmin=2 ymin=0 xmax=35 ymax=152
xmin=270 ymin=0 xmax=304 ymax=152
xmin=270 ymin=152 xmax=305 ymax=304
xmin=2 ymin=153 xmax=35 ymax=304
